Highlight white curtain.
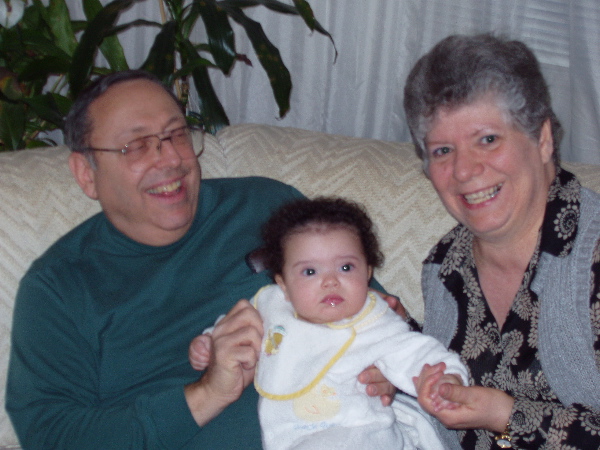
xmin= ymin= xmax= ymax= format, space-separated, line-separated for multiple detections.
xmin=84 ymin=0 xmax=600 ymax=164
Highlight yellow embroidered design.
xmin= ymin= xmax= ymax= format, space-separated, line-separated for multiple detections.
xmin=293 ymin=383 xmax=340 ymax=421
xmin=264 ymin=326 xmax=286 ymax=355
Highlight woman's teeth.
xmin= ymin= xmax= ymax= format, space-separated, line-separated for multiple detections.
xmin=148 ymin=180 xmax=181 ymax=194
xmin=464 ymin=183 xmax=502 ymax=205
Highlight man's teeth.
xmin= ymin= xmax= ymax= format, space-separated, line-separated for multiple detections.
xmin=148 ymin=180 xmax=181 ymax=194
xmin=463 ymin=183 xmax=502 ymax=205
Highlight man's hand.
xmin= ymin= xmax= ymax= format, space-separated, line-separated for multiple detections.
xmin=414 ymin=363 xmax=513 ymax=433
xmin=358 ymin=365 xmax=397 ymax=406
xmin=184 ymin=300 xmax=263 ymax=426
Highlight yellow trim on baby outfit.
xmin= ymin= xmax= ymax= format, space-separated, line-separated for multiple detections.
xmin=325 ymin=292 xmax=377 ymax=329
xmin=254 ymin=328 xmax=356 ymax=400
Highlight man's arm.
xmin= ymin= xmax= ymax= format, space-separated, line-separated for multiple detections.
xmin=7 ymin=275 xmax=261 ymax=449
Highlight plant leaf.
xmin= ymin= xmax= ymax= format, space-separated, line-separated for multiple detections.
xmin=161 ymin=0 xmax=184 ymax=21
xmin=180 ymin=39 xmax=229 ymax=134
xmin=174 ymin=56 xmax=214 ymax=79
xmin=70 ymin=19 xmax=88 ymax=33
xmin=8 ymin=27 xmax=71 ymax=63
xmin=22 ymin=92 xmax=71 ymax=128
xmin=191 ymin=0 xmax=236 ymax=73
xmin=179 ymin=0 xmax=199 ymax=38
xmin=18 ymin=54 xmax=72 ymax=82
xmin=218 ymin=0 xmax=297 ymax=14
xmin=46 ymin=0 xmax=78 ymax=56
xmin=0 ymin=100 xmax=26 ymax=150
xmin=83 ymin=0 xmax=129 ymax=71
xmin=224 ymin=5 xmax=291 ymax=117
xmin=291 ymin=0 xmax=336 ymax=60
xmin=220 ymin=0 xmax=337 ymax=60
xmin=141 ymin=20 xmax=177 ymax=80
xmin=69 ymin=0 xmax=140 ymax=97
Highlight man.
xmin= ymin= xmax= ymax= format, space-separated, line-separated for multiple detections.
xmin=6 ymin=70 xmax=392 ymax=448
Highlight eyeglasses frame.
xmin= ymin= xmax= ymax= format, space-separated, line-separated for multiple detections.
xmin=82 ymin=125 xmax=205 ymax=162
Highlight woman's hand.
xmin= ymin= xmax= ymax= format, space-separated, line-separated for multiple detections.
xmin=371 ymin=289 xmax=407 ymax=319
xmin=416 ymin=366 xmax=514 ymax=433
xmin=414 ymin=363 xmax=463 ymax=413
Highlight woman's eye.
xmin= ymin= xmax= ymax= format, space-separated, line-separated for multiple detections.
xmin=302 ymin=268 xmax=316 ymax=276
xmin=341 ymin=264 xmax=353 ymax=272
xmin=431 ymin=146 xmax=451 ymax=158
xmin=481 ymin=135 xmax=497 ymax=144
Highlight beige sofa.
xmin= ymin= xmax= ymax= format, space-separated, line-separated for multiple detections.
xmin=1 ymin=123 xmax=599 ymax=448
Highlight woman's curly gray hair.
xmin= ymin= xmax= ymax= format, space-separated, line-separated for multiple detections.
xmin=403 ymin=34 xmax=562 ymax=173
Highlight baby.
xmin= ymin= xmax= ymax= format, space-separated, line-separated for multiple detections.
xmin=190 ymin=197 xmax=468 ymax=449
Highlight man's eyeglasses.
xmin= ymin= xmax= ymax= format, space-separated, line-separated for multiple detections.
xmin=83 ymin=125 xmax=204 ymax=172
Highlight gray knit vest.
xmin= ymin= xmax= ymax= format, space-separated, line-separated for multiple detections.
xmin=422 ymin=187 xmax=600 ymax=447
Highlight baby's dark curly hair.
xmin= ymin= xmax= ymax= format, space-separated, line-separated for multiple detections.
xmin=260 ymin=197 xmax=384 ymax=276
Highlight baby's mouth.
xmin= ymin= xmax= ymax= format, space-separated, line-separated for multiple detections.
xmin=463 ymin=183 xmax=503 ymax=205
xmin=322 ymin=295 xmax=344 ymax=307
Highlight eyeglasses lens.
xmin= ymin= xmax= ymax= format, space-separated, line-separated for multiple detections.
xmin=125 ymin=127 xmax=203 ymax=172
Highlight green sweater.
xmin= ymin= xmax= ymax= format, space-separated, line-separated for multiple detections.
xmin=7 ymin=176 xmax=304 ymax=449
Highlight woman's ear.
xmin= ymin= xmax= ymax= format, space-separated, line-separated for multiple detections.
xmin=274 ymin=274 xmax=290 ymax=302
xmin=538 ymin=119 xmax=554 ymax=164
xmin=69 ymin=152 xmax=99 ymax=200
xmin=367 ymin=266 xmax=373 ymax=281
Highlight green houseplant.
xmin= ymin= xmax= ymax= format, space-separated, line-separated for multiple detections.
xmin=0 ymin=0 xmax=334 ymax=150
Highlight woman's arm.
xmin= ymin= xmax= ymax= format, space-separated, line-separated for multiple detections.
xmin=428 ymin=238 xmax=600 ymax=448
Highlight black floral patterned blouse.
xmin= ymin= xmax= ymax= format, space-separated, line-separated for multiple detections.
xmin=424 ymin=168 xmax=600 ymax=449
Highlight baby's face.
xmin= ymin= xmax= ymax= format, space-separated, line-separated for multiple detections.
xmin=275 ymin=227 xmax=372 ymax=324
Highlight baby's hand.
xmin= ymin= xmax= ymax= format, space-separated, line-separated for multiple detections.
xmin=413 ymin=363 xmax=464 ymax=414
xmin=189 ymin=334 xmax=213 ymax=371
xmin=429 ymin=372 xmax=463 ymax=411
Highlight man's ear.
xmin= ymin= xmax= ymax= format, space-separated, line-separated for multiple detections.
xmin=538 ymin=119 xmax=554 ymax=164
xmin=367 ymin=266 xmax=373 ymax=281
xmin=274 ymin=274 xmax=290 ymax=302
xmin=68 ymin=152 xmax=99 ymax=200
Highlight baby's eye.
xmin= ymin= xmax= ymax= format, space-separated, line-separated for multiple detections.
xmin=302 ymin=268 xmax=316 ymax=276
xmin=481 ymin=135 xmax=497 ymax=144
xmin=431 ymin=146 xmax=451 ymax=158
xmin=341 ymin=264 xmax=354 ymax=272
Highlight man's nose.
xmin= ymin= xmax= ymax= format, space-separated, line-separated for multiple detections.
xmin=153 ymin=136 xmax=183 ymax=166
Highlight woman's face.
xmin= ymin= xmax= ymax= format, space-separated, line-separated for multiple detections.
xmin=424 ymin=97 xmax=556 ymax=244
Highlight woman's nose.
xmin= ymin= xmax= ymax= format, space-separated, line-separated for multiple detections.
xmin=453 ymin=148 xmax=484 ymax=182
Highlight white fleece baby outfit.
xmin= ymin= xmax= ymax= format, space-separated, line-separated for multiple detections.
xmin=252 ymin=285 xmax=468 ymax=450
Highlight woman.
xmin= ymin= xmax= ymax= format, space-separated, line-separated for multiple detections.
xmin=403 ymin=34 xmax=600 ymax=449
